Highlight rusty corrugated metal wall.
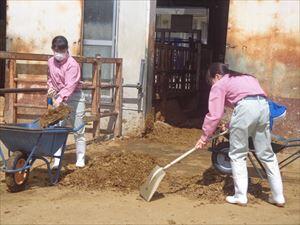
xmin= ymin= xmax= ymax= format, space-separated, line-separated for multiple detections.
xmin=225 ymin=0 xmax=300 ymax=134
xmin=6 ymin=0 xmax=83 ymax=55
xmin=225 ymin=0 xmax=300 ymax=98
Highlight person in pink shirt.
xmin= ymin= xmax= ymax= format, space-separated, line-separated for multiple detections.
xmin=195 ymin=63 xmax=285 ymax=207
xmin=47 ymin=36 xmax=86 ymax=168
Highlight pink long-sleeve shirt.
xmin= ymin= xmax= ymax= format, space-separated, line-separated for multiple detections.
xmin=47 ymin=55 xmax=82 ymax=104
xmin=201 ymin=74 xmax=266 ymax=142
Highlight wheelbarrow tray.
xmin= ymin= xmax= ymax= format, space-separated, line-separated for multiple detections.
xmin=0 ymin=123 xmax=72 ymax=157
xmin=0 ymin=121 xmax=84 ymax=190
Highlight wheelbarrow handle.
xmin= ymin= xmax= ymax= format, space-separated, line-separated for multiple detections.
xmin=209 ymin=130 xmax=229 ymax=140
xmin=0 ymin=145 xmax=7 ymax=168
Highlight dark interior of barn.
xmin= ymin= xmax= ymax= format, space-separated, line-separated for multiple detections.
xmin=0 ymin=0 xmax=6 ymax=91
xmin=153 ymin=0 xmax=229 ymax=128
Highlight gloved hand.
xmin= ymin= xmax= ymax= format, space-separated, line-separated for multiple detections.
xmin=52 ymin=98 xmax=61 ymax=108
xmin=195 ymin=138 xmax=207 ymax=149
xmin=47 ymin=88 xmax=57 ymax=97
xmin=53 ymin=98 xmax=68 ymax=108
xmin=218 ymin=122 xmax=229 ymax=132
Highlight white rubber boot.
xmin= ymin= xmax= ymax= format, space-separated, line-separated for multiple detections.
xmin=226 ymin=160 xmax=248 ymax=206
xmin=52 ymin=147 xmax=62 ymax=170
xmin=75 ymin=141 xmax=86 ymax=168
xmin=263 ymin=159 xmax=285 ymax=207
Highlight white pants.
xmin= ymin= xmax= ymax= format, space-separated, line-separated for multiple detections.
xmin=53 ymin=90 xmax=86 ymax=165
xmin=229 ymin=97 xmax=284 ymax=202
xmin=229 ymin=97 xmax=275 ymax=162
xmin=65 ymin=90 xmax=86 ymax=144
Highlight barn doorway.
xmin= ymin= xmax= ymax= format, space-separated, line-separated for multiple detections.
xmin=0 ymin=0 xmax=6 ymax=91
xmin=152 ymin=0 xmax=229 ymax=128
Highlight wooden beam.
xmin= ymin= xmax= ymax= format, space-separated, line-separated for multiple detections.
xmin=0 ymin=51 xmax=51 ymax=61
xmin=101 ymin=111 xmax=118 ymax=118
xmin=91 ymin=62 xmax=100 ymax=115
xmin=145 ymin=0 xmax=157 ymax=117
xmin=5 ymin=60 xmax=17 ymax=123
xmin=96 ymin=60 xmax=102 ymax=138
xmin=14 ymin=103 xmax=47 ymax=109
xmin=114 ymin=62 xmax=123 ymax=137
xmin=84 ymin=112 xmax=118 ymax=122
xmin=0 ymin=51 xmax=122 ymax=64
xmin=4 ymin=60 xmax=10 ymax=122
xmin=101 ymin=83 xmax=118 ymax=88
xmin=0 ymin=84 xmax=116 ymax=93
xmin=100 ymin=58 xmax=122 ymax=64
xmin=0 ymin=88 xmax=47 ymax=94
xmin=91 ymin=61 xmax=101 ymax=138
xmin=14 ymin=77 xmax=47 ymax=83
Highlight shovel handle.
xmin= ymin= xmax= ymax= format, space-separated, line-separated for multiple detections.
xmin=163 ymin=130 xmax=229 ymax=170
xmin=163 ymin=147 xmax=197 ymax=170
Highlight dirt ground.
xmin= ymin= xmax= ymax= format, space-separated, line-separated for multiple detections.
xmin=0 ymin=122 xmax=299 ymax=224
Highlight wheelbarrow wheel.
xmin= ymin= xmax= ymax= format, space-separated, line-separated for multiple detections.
xmin=211 ymin=142 xmax=232 ymax=175
xmin=5 ymin=151 xmax=30 ymax=192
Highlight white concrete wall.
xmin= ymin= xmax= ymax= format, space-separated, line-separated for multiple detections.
xmin=116 ymin=0 xmax=151 ymax=135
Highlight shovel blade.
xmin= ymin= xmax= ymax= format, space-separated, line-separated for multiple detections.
xmin=139 ymin=165 xmax=166 ymax=202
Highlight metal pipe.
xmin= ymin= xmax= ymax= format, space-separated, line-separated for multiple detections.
xmin=123 ymin=84 xmax=141 ymax=88
xmin=279 ymin=154 xmax=300 ymax=169
xmin=122 ymin=107 xmax=141 ymax=112
xmin=279 ymin=150 xmax=300 ymax=166
xmin=248 ymin=153 xmax=265 ymax=180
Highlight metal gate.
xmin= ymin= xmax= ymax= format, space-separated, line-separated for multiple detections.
xmin=153 ymin=29 xmax=201 ymax=113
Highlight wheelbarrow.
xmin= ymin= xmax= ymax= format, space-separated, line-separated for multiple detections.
xmin=0 ymin=120 xmax=84 ymax=192
xmin=209 ymin=130 xmax=300 ymax=179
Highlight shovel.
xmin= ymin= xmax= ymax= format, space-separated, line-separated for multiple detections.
xmin=139 ymin=130 xmax=228 ymax=202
